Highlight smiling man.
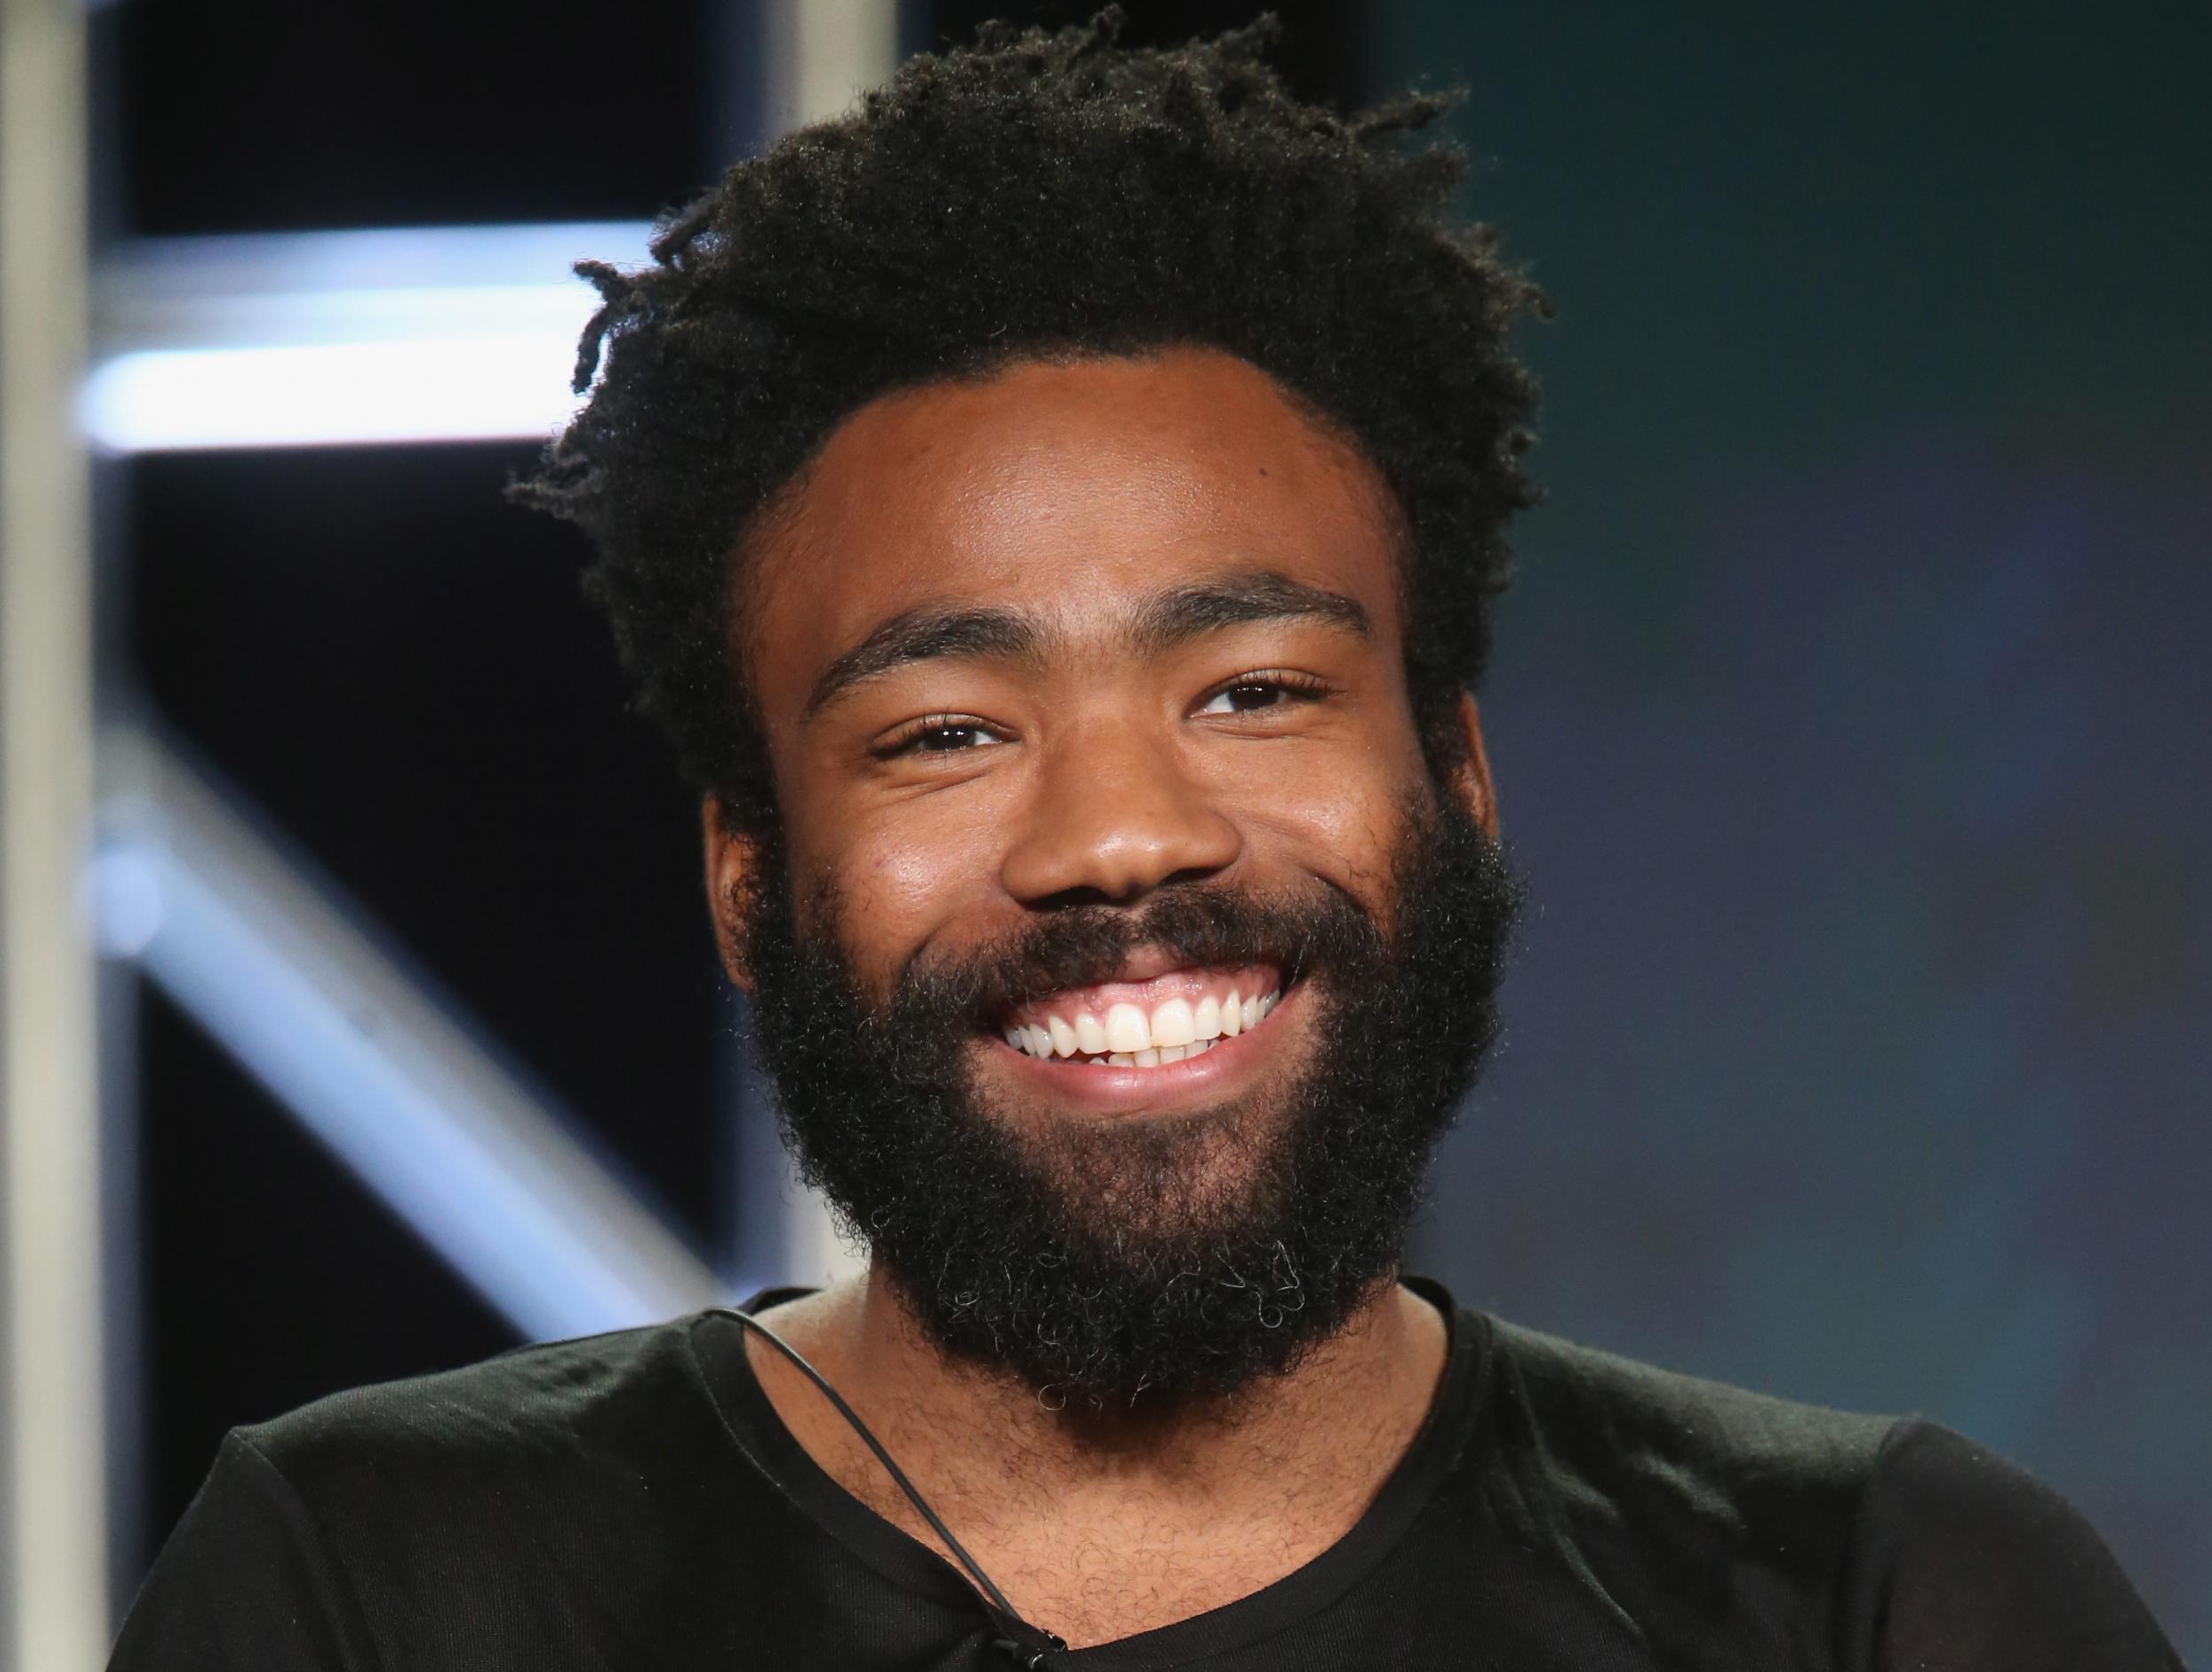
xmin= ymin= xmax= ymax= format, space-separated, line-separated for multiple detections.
xmin=110 ymin=12 xmax=2179 ymax=1671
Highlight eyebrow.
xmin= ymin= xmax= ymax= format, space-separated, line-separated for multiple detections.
xmin=1129 ymin=571 xmax=1371 ymax=656
xmin=806 ymin=605 xmax=1043 ymax=717
xmin=803 ymin=571 xmax=1371 ymax=719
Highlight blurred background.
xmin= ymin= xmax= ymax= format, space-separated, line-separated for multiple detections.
xmin=0 ymin=0 xmax=2204 ymax=1664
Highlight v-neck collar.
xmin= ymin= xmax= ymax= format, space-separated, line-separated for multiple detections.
xmin=685 ymin=1276 xmax=1492 ymax=1668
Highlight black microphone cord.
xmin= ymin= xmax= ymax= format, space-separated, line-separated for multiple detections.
xmin=711 ymin=1308 xmax=1069 ymax=1668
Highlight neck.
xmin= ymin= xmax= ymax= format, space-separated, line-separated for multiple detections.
xmin=742 ymin=1262 xmax=1450 ymax=1633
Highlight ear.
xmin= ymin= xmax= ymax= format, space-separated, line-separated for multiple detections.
xmin=701 ymin=794 xmax=758 ymax=993
xmin=1448 ymin=690 xmax=1501 ymax=840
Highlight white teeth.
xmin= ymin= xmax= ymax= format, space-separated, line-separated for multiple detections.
xmin=1007 ymin=984 xmax=1283 ymax=1068
xmin=1148 ymin=997 xmax=1195 ymax=1048
xmin=1103 ymin=1003 xmax=1150 ymax=1054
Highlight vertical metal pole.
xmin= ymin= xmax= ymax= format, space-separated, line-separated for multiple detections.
xmin=0 ymin=0 xmax=108 ymax=1664
xmin=760 ymin=0 xmax=900 ymax=131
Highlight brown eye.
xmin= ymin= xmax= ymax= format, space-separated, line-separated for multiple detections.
xmin=1220 ymin=683 xmax=1283 ymax=711
xmin=1197 ymin=671 xmax=1332 ymax=717
xmin=877 ymin=715 xmax=1008 ymax=759
xmin=914 ymin=723 xmax=993 ymax=752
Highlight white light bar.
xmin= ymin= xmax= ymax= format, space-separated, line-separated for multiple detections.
xmin=82 ymin=222 xmax=652 ymax=452
xmin=86 ymin=336 xmax=580 ymax=451
xmin=95 ymin=732 xmax=726 ymax=1338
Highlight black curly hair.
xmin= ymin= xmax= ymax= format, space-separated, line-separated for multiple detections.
xmin=511 ymin=7 xmax=1543 ymax=841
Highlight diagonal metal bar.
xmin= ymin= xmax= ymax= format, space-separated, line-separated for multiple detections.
xmin=95 ymin=730 xmax=727 ymax=1342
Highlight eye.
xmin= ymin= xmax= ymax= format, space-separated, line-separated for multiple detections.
xmin=876 ymin=715 xmax=1008 ymax=757
xmin=1196 ymin=670 xmax=1332 ymax=717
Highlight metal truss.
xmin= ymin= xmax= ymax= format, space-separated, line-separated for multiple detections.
xmin=1 ymin=4 xmax=897 ymax=1664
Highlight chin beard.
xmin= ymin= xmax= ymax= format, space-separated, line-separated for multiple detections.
xmin=738 ymin=791 xmax=1522 ymax=1413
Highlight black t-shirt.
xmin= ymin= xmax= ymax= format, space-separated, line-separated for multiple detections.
xmin=110 ymin=1280 xmax=2180 ymax=1669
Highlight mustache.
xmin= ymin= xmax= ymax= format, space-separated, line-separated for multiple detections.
xmin=892 ymin=878 xmax=1381 ymax=1026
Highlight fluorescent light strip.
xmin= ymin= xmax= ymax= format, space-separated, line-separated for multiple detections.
xmin=85 ymin=336 xmax=587 ymax=451
xmin=97 ymin=734 xmax=726 ymax=1338
xmin=84 ymin=222 xmax=652 ymax=452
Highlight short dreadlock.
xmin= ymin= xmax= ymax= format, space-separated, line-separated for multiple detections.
xmin=511 ymin=7 xmax=1542 ymax=840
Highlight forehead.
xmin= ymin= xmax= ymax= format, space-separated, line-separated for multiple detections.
xmin=741 ymin=347 xmax=1406 ymax=693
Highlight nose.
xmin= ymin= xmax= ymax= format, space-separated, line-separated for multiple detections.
xmin=999 ymin=721 xmax=1241 ymax=907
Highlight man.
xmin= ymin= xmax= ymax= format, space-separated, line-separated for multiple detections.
xmin=111 ymin=12 xmax=2179 ymax=1668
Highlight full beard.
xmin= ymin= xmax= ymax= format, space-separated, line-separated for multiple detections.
xmin=739 ymin=790 xmax=1522 ymax=1412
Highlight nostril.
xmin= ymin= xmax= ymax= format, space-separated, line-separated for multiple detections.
xmin=1025 ymin=863 xmax=1233 ymax=915
xmin=1159 ymin=862 xmax=1226 ymax=890
xmin=1025 ymin=882 xmax=1135 ymax=912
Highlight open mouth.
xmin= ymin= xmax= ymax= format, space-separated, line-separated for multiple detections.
xmin=995 ymin=961 xmax=1286 ymax=1070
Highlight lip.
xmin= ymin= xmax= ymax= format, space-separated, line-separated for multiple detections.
xmin=986 ymin=978 xmax=1306 ymax=1116
xmin=1065 ymin=945 xmax=1213 ymax=986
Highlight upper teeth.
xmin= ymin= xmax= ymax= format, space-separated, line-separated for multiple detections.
xmin=1001 ymin=986 xmax=1282 ymax=1067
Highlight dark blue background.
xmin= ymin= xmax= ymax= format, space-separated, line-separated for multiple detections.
xmin=1386 ymin=3 xmax=2210 ymax=1648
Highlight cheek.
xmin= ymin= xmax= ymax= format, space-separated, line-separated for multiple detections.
xmin=788 ymin=786 xmax=1017 ymax=986
xmin=1217 ymin=726 xmax=1430 ymax=903
xmin=850 ymin=833 xmax=960 ymax=925
xmin=1259 ymin=784 xmax=1409 ymax=908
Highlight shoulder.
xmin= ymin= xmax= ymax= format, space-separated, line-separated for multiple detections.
xmin=1846 ymin=1419 xmax=2181 ymax=1668
xmin=113 ymin=1316 xmax=751 ymax=1666
xmin=1458 ymin=1312 xmax=1893 ymax=1658
xmin=1479 ymin=1311 xmax=1895 ymax=1493
xmin=1460 ymin=1313 xmax=2179 ymax=1666
xmin=233 ymin=1312 xmax=718 ymax=1514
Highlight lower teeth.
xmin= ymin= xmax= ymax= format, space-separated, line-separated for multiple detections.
xmin=1092 ymin=1037 xmax=1220 ymax=1069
